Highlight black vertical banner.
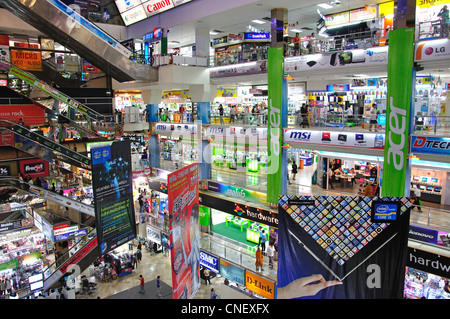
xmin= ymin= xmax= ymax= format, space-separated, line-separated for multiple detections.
xmin=91 ymin=140 xmax=136 ymax=256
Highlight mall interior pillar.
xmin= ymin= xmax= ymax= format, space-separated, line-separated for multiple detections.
xmin=270 ymin=8 xmax=287 ymax=50
xmin=141 ymin=88 xmax=162 ymax=122
xmin=195 ymin=26 xmax=210 ymax=60
xmin=148 ymin=134 xmax=160 ymax=168
xmin=190 ymin=84 xmax=216 ymax=124
xmin=199 ymin=139 xmax=212 ymax=180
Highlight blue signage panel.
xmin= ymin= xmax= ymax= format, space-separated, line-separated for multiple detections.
xmin=199 ymin=250 xmax=219 ymax=273
xmin=371 ymin=201 xmax=399 ymax=222
xmin=409 ymin=225 xmax=439 ymax=245
xmin=411 ymin=136 xmax=450 ymax=156
xmin=244 ymin=32 xmax=270 ymax=40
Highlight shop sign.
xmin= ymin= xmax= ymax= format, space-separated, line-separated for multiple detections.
xmin=324 ymin=11 xmax=350 ymax=27
xmin=284 ymin=46 xmax=388 ymax=73
xmin=244 ymin=32 xmax=270 ymax=40
xmin=142 ymin=0 xmax=174 ymax=17
xmin=120 ymin=5 xmax=147 ymax=26
xmin=407 ymin=247 xmax=450 ymax=279
xmin=199 ymin=250 xmax=219 ymax=273
xmin=54 ymin=228 xmax=88 ymax=242
xmin=415 ymin=39 xmax=450 ymax=62
xmin=284 ymin=130 xmax=385 ymax=149
xmin=0 ymin=165 xmax=10 ymax=176
xmin=207 ymin=181 xmax=268 ymax=206
xmin=219 ymin=259 xmax=245 ymax=285
xmin=146 ymin=224 xmax=161 ymax=244
xmin=10 ymin=49 xmax=42 ymax=71
xmin=245 ymin=271 xmax=276 ymax=299
xmin=0 ymin=104 xmax=45 ymax=126
xmin=0 ymin=219 xmax=33 ymax=234
xmin=409 ymin=225 xmax=440 ymax=245
xmin=210 ymin=60 xmax=267 ymax=78
xmin=54 ymin=225 xmax=79 ymax=236
xmin=349 ymin=6 xmax=377 ymax=23
xmin=411 ymin=136 xmax=450 ymax=155
xmin=19 ymin=159 xmax=49 ymax=178
xmin=114 ymin=0 xmax=141 ymax=13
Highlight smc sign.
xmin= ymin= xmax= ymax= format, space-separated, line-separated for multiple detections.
xmin=199 ymin=250 xmax=219 ymax=273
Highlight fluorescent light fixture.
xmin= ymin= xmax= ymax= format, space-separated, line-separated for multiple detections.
xmin=210 ymin=31 xmax=219 ymax=35
xmin=290 ymin=29 xmax=302 ymax=32
xmin=317 ymin=3 xmax=333 ymax=9
xmin=251 ymin=19 xmax=266 ymax=24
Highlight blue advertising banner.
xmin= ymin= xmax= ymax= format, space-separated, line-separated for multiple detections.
xmin=411 ymin=136 xmax=450 ymax=156
xmin=91 ymin=140 xmax=136 ymax=256
xmin=277 ymin=195 xmax=412 ymax=299
xmin=219 ymin=259 xmax=245 ymax=285
xmin=409 ymin=225 xmax=439 ymax=245
xmin=199 ymin=250 xmax=219 ymax=273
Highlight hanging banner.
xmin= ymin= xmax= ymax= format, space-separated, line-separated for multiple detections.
xmin=168 ymin=163 xmax=200 ymax=299
xmin=277 ymin=195 xmax=412 ymax=299
xmin=382 ymin=28 xmax=414 ymax=197
xmin=91 ymin=140 xmax=136 ymax=256
xmin=267 ymin=46 xmax=284 ymax=204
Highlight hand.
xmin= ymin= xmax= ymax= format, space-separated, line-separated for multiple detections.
xmin=277 ymin=274 xmax=342 ymax=299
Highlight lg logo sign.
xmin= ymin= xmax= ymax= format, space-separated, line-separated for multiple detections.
xmin=425 ymin=46 xmax=446 ymax=55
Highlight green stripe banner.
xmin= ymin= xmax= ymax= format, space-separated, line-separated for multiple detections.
xmin=382 ymin=28 xmax=415 ymax=197
xmin=267 ymin=47 xmax=284 ymax=204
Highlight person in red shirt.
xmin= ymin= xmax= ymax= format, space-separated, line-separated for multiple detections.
xmin=139 ymin=275 xmax=145 ymax=294
xmin=293 ymin=33 xmax=301 ymax=56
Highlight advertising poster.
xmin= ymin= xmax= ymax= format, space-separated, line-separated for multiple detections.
xmin=19 ymin=159 xmax=49 ymax=178
xmin=168 ymin=163 xmax=200 ymax=299
xmin=10 ymin=49 xmax=42 ymax=71
xmin=267 ymin=46 xmax=284 ymax=204
xmin=91 ymin=140 xmax=136 ymax=256
xmin=382 ymin=28 xmax=414 ymax=197
xmin=277 ymin=195 xmax=412 ymax=299
xmin=410 ymin=136 xmax=450 ymax=156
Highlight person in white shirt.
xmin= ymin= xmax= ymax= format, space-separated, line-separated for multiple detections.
xmin=413 ymin=187 xmax=422 ymax=213
xmin=369 ymin=104 xmax=378 ymax=132
xmin=266 ymin=242 xmax=275 ymax=269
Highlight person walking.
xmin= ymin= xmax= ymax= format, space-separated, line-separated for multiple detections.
xmin=369 ymin=103 xmax=378 ymax=132
xmin=203 ymin=268 xmax=211 ymax=286
xmin=293 ymin=32 xmax=301 ymax=56
xmin=156 ymin=275 xmax=162 ymax=298
xmin=300 ymin=104 xmax=309 ymax=127
xmin=438 ymin=5 xmax=449 ymax=38
xmin=139 ymin=275 xmax=145 ymax=294
xmin=255 ymin=246 xmax=264 ymax=272
xmin=218 ymin=104 xmax=224 ymax=125
xmin=179 ymin=105 xmax=185 ymax=123
xmin=260 ymin=230 xmax=267 ymax=255
xmin=230 ymin=105 xmax=236 ymax=123
xmin=266 ymin=242 xmax=275 ymax=269
xmin=413 ymin=187 xmax=423 ymax=213
xmin=291 ymin=160 xmax=298 ymax=181
xmin=138 ymin=194 xmax=144 ymax=214
xmin=136 ymin=248 xmax=142 ymax=265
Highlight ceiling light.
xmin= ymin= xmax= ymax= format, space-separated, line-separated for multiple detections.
xmin=290 ymin=29 xmax=302 ymax=32
xmin=210 ymin=31 xmax=219 ymax=35
xmin=252 ymin=19 xmax=266 ymax=24
xmin=317 ymin=3 xmax=333 ymax=9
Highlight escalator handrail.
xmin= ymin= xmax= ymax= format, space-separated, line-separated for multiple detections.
xmin=0 ymin=177 xmax=95 ymax=215
xmin=1 ymin=60 xmax=106 ymax=122
xmin=0 ymin=118 xmax=91 ymax=166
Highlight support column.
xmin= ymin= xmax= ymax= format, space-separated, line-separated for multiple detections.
xmin=147 ymin=104 xmax=159 ymax=122
xmin=195 ymin=26 xmax=210 ymax=59
xmin=199 ymin=139 xmax=211 ymax=180
xmin=148 ymin=134 xmax=160 ymax=168
xmin=190 ymin=84 xmax=216 ymax=124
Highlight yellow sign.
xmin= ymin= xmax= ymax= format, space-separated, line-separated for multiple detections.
xmin=416 ymin=0 xmax=449 ymax=8
xmin=379 ymin=1 xmax=394 ymax=17
xmin=10 ymin=49 xmax=42 ymax=71
xmin=245 ymin=271 xmax=276 ymax=299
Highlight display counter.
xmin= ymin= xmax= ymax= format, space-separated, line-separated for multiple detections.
xmin=246 ymin=222 xmax=269 ymax=244
xmin=225 ymin=216 xmax=248 ymax=232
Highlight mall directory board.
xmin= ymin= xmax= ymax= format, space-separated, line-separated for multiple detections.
xmin=91 ymin=140 xmax=136 ymax=256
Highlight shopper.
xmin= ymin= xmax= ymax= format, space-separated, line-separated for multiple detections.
xmin=438 ymin=5 xmax=449 ymax=38
xmin=156 ymin=275 xmax=162 ymax=298
xmin=300 ymin=103 xmax=309 ymax=127
xmin=369 ymin=103 xmax=378 ymax=132
xmin=261 ymin=230 xmax=267 ymax=255
xmin=255 ymin=246 xmax=264 ymax=272
xmin=291 ymin=160 xmax=298 ymax=181
xmin=218 ymin=104 xmax=224 ymax=125
xmin=210 ymin=288 xmax=218 ymax=299
xmin=230 ymin=105 xmax=236 ymax=123
xmin=203 ymin=268 xmax=211 ymax=286
xmin=138 ymin=194 xmax=144 ymax=214
xmin=293 ymin=33 xmax=301 ymax=56
xmin=179 ymin=105 xmax=185 ymax=123
xmin=139 ymin=275 xmax=145 ymax=294
xmin=363 ymin=182 xmax=373 ymax=196
xmin=328 ymin=168 xmax=334 ymax=189
xmin=266 ymin=242 xmax=275 ymax=269
xmin=413 ymin=187 xmax=423 ymax=213
xmin=136 ymin=248 xmax=142 ymax=265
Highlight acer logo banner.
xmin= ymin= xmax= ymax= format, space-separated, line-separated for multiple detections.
xmin=382 ymin=28 xmax=414 ymax=197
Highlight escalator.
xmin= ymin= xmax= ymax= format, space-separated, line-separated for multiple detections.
xmin=1 ymin=0 xmax=158 ymax=83
xmin=0 ymin=177 xmax=94 ymax=216
xmin=2 ymin=61 xmax=114 ymax=136
xmin=0 ymin=119 xmax=92 ymax=168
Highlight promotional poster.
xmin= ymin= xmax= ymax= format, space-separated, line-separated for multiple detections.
xmin=91 ymin=140 xmax=136 ymax=256
xmin=168 ymin=163 xmax=200 ymax=299
xmin=277 ymin=195 xmax=411 ymax=299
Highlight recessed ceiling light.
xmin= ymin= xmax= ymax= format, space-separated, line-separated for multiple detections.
xmin=290 ymin=29 xmax=302 ymax=32
xmin=317 ymin=3 xmax=333 ymax=9
xmin=252 ymin=19 xmax=266 ymax=24
xmin=210 ymin=31 xmax=219 ymax=35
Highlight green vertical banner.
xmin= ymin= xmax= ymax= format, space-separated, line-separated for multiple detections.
xmin=267 ymin=47 xmax=284 ymax=203
xmin=382 ymin=28 xmax=415 ymax=197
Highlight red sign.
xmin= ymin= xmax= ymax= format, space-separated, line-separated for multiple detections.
xmin=168 ymin=163 xmax=199 ymax=299
xmin=0 ymin=132 xmax=13 ymax=146
xmin=0 ymin=104 xmax=45 ymax=126
xmin=19 ymin=159 xmax=49 ymax=178
xmin=59 ymin=237 xmax=98 ymax=275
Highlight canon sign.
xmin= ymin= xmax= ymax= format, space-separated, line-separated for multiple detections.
xmin=386 ymin=97 xmax=407 ymax=170
xmin=144 ymin=0 xmax=174 ymax=15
